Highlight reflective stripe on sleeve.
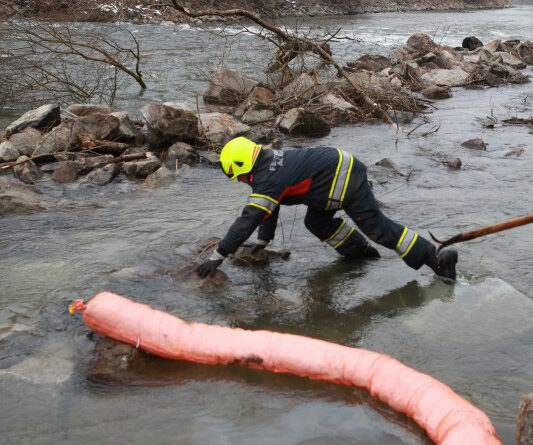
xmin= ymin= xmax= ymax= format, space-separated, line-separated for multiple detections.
xmin=326 ymin=149 xmax=354 ymax=211
xmin=396 ymin=227 xmax=419 ymax=259
xmin=324 ymin=221 xmax=355 ymax=249
xmin=247 ymin=194 xmax=278 ymax=214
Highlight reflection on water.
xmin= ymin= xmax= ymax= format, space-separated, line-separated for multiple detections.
xmin=1 ymin=3 xmax=532 ymax=445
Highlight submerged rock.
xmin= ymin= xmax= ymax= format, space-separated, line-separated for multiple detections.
xmin=443 ymin=158 xmax=462 ymax=169
xmin=144 ymin=165 xmax=175 ymax=188
xmin=0 ymin=177 xmax=54 ymax=216
xmin=461 ymin=138 xmax=487 ymax=150
xmin=421 ymin=85 xmax=452 ymax=99
xmin=230 ymin=244 xmax=291 ymax=266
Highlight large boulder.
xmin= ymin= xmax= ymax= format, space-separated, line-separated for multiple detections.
xmin=281 ymin=73 xmax=320 ymax=101
xmin=277 ymin=108 xmax=331 ymax=137
xmin=4 ymin=104 xmax=60 ymax=136
xmin=317 ymin=93 xmax=357 ymax=126
xmin=33 ymin=120 xmax=79 ymax=156
xmin=73 ymin=113 xmax=121 ymax=141
xmin=13 ymin=156 xmax=43 ymax=184
xmin=140 ymin=102 xmax=199 ymax=148
xmin=434 ymin=49 xmax=461 ymax=69
xmin=0 ymin=177 xmax=53 ymax=216
xmin=462 ymin=36 xmax=483 ymax=51
xmin=203 ymin=68 xmax=258 ymax=106
xmin=406 ymin=33 xmax=438 ymax=56
xmin=198 ymin=112 xmax=250 ymax=147
xmin=6 ymin=128 xmax=42 ymax=156
xmin=493 ymin=51 xmax=527 ymax=69
xmin=109 ymin=111 xmax=141 ymax=141
xmin=421 ymin=67 xmax=470 ymax=87
xmin=0 ymin=141 xmax=20 ymax=162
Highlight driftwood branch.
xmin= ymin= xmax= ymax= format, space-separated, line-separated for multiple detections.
xmin=170 ymin=1 xmax=397 ymax=127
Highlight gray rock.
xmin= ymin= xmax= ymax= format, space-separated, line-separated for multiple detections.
xmin=163 ymin=141 xmax=199 ymax=168
xmin=421 ymin=67 xmax=470 ymax=87
xmin=203 ymin=68 xmax=258 ymax=106
xmin=462 ymin=36 xmax=483 ymax=51
xmin=13 ymin=156 xmax=43 ymax=184
xmin=517 ymin=394 xmax=533 ymax=445
xmin=387 ymin=110 xmax=416 ymax=124
xmin=517 ymin=41 xmax=533 ymax=65
xmin=482 ymin=39 xmax=502 ymax=53
xmin=76 ymin=154 xmax=115 ymax=174
xmin=7 ymin=128 xmax=42 ymax=156
xmin=421 ymin=85 xmax=452 ymax=99
xmin=122 ymin=158 xmax=161 ymax=178
xmin=74 ymin=113 xmax=120 ymax=141
xmin=434 ymin=49 xmax=461 ymax=69
xmin=234 ymin=96 xmax=276 ymax=125
xmin=0 ymin=141 xmax=20 ymax=162
xmin=34 ymin=120 xmax=79 ymax=156
xmin=277 ymin=108 xmax=331 ymax=137
xmin=65 ymin=104 xmax=113 ymax=117
xmin=140 ymin=102 xmax=199 ymax=148
xmin=5 ymin=104 xmax=60 ymax=136
xmin=110 ymin=111 xmax=141 ymax=141
xmin=82 ymin=163 xmax=120 ymax=185
xmin=346 ymin=54 xmax=391 ymax=72
xmin=461 ymin=138 xmax=487 ymax=150
xmin=144 ymin=165 xmax=175 ymax=188
xmin=198 ymin=112 xmax=250 ymax=146
xmin=52 ymin=161 xmax=79 ymax=183
xmin=493 ymin=51 xmax=527 ymax=69
xmin=0 ymin=177 xmax=53 ymax=215
xmin=406 ymin=33 xmax=438 ymax=56
xmin=443 ymin=158 xmax=462 ymax=169
xmin=281 ymin=73 xmax=319 ymax=101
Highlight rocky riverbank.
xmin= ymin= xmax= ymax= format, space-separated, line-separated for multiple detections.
xmin=1 ymin=32 xmax=531 ymax=216
xmin=0 ymin=0 xmax=511 ymax=23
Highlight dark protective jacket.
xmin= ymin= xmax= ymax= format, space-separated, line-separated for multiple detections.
xmin=217 ymin=147 xmax=366 ymax=256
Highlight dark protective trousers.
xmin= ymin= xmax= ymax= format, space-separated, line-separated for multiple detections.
xmin=304 ymin=166 xmax=435 ymax=269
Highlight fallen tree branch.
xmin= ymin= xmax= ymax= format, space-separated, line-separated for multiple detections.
xmin=169 ymin=1 xmax=397 ymax=128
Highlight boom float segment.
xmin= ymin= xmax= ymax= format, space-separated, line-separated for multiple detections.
xmin=70 ymin=292 xmax=501 ymax=445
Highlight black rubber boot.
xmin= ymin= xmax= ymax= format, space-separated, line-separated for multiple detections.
xmin=425 ymin=248 xmax=458 ymax=280
xmin=342 ymin=244 xmax=381 ymax=262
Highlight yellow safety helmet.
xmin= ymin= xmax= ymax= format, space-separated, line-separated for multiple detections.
xmin=220 ymin=136 xmax=262 ymax=180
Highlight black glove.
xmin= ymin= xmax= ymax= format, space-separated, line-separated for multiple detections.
xmin=250 ymin=242 xmax=267 ymax=255
xmin=196 ymin=258 xmax=223 ymax=278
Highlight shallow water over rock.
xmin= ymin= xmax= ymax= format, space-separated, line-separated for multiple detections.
xmin=1 ymin=4 xmax=532 ymax=445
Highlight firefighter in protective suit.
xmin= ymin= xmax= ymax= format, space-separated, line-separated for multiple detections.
xmin=197 ymin=137 xmax=458 ymax=280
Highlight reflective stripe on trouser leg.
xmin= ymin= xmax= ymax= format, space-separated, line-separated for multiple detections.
xmin=326 ymin=149 xmax=354 ymax=211
xmin=395 ymin=226 xmax=434 ymax=269
xmin=323 ymin=219 xmax=369 ymax=259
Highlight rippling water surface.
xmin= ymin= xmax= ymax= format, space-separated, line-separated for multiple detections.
xmin=1 ymin=3 xmax=532 ymax=445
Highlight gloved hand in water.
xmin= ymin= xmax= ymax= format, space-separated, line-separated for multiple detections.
xmin=196 ymin=251 xmax=225 ymax=278
xmin=250 ymin=240 xmax=268 ymax=255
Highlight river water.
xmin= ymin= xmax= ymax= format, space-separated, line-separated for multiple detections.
xmin=1 ymin=3 xmax=532 ymax=445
